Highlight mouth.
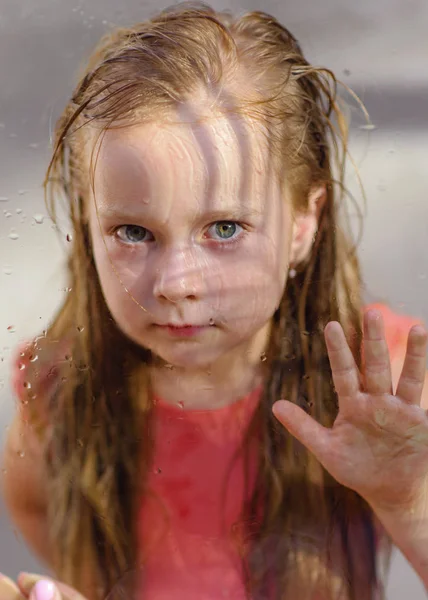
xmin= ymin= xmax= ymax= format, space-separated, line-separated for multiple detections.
xmin=154 ymin=323 xmax=212 ymax=338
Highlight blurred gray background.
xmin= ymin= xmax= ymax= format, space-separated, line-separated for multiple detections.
xmin=0 ymin=0 xmax=427 ymax=597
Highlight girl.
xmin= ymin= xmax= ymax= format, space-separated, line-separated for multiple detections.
xmin=1 ymin=3 xmax=428 ymax=600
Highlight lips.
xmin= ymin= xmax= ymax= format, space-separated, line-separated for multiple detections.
xmin=154 ymin=323 xmax=210 ymax=338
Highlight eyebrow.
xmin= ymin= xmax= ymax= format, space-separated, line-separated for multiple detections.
xmin=96 ymin=205 xmax=264 ymax=222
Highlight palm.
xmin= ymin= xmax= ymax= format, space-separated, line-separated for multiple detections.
xmin=273 ymin=308 xmax=428 ymax=512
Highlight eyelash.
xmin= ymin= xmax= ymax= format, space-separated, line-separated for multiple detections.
xmin=113 ymin=221 xmax=246 ymax=246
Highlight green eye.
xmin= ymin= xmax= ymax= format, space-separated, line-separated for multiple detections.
xmin=212 ymin=221 xmax=239 ymax=240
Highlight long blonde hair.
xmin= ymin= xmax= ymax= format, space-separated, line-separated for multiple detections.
xmin=24 ymin=3 xmax=389 ymax=599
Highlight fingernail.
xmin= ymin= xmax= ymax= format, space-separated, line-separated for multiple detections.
xmin=33 ymin=580 xmax=57 ymax=600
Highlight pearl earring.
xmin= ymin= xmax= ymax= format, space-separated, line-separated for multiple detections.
xmin=288 ymin=267 xmax=297 ymax=279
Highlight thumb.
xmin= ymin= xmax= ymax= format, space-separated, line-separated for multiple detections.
xmin=29 ymin=582 xmax=61 ymax=600
xmin=272 ymin=400 xmax=331 ymax=462
xmin=18 ymin=575 xmax=86 ymax=600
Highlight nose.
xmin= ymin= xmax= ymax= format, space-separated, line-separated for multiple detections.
xmin=153 ymin=246 xmax=205 ymax=303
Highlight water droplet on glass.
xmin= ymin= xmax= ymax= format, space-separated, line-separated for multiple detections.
xmin=4 ymin=211 xmax=12 ymax=218
xmin=18 ymin=362 xmax=26 ymax=371
xmin=302 ymin=330 xmax=310 ymax=337
xmin=65 ymin=354 xmax=72 ymax=362
xmin=77 ymin=326 xmax=84 ymax=332
xmin=23 ymin=381 xmax=31 ymax=389
xmin=177 ymin=401 xmax=184 ymax=409
xmin=343 ymin=68 xmax=351 ymax=76
xmin=33 ymin=214 xmax=44 ymax=224
xmin=16 ymin=209 xmax=23 ymax=215
xmin=7 ymin=325 xmax=16 ymax=333
xmin=18 ymin=189 xmax=28 ymax=195
xmin=260 ymin=352 xmax=267 ymax=362
xmin=153 ymin=467 xmax=162 ymax=474
xmin=303 ymin=373 xmax=311 ymax=381
xmin=66 ymin=233 xmax=73 ymax=242
xmin=0 ymin=196 xmax=8 ymax=202
xmin=209 ymin=318 xmax=215 ymax=326
xmin=18 ymin=451 xmax=25 ymax=458
xmin=29 ymin=354 xmax=38 ymax=363
xmin=28 ymin=143 xmax=40 ymax=149
xmin=359 ymin=123 xmax=377 ymax=131
xmin=9 ymin=231 xmax=19 ymax=240
xmin=3 ymin=266 xmax=12 ymax=275
xmin=164 ymin=363 xmax=174 ymax=370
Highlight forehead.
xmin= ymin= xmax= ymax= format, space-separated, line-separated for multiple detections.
xmin=91 ymin=112 xmax=278 ymax=211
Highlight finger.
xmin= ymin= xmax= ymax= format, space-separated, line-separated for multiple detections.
xmin=363 ymin=309 xmax=393 ymax=395
xmin=48 ymin=584 xmax=86 ymax=600
xmin=17 ymin=574 xmax=44 ymax=597
xmin=324 ymin=321 xmax=360 ymax=399
xmin=272 ymin=400 xmax=331 ymax=464
xmin=395 ymin=325 xmax=428 ymax=405
xmin=29 ymin=581 xmax=61 ymax=600
xmin=18 ymin=573 xmax=86 ymax=600
xmin=0 ymin=575 xmax=26 ymax=600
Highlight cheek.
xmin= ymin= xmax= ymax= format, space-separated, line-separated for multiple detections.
xmin=90 ymin=235 xmax=146 ymax=319
xmin=215 ymin=241 xmax=287 ymax=319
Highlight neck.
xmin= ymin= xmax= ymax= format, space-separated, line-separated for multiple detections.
xmin=148 ymin=323 xmax=270 ymax=409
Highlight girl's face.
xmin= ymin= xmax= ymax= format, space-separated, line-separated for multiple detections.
xmin=88 ymin=111 xmax=292 ymax=369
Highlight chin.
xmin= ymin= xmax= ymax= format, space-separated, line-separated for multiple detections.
xmin=150 ymin=345 xmax=220 ymax=370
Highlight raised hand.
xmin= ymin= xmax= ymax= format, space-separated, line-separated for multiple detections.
xmin=273 ymin=308 xmax=428 ymax=514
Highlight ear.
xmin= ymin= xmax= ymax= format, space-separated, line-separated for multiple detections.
xmin=289 ymin=184 xmax=326 ymax=267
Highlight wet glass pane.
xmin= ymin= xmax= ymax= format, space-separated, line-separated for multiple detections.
xmin=0 ymin=1 xmax=427 ymax=599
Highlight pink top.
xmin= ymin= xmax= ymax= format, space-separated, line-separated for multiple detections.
xmin=137 ymin=387 xmax=261 ymax=599
xmin=11 ymin=303 xmax=423 ymax=599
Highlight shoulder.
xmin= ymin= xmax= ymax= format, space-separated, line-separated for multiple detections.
xmin=365 ymin=303 xmax=428 ymax=408
xmin=2 ymin=337 xmax=69 ymax=516
xmin=11 ymin=337 xmax=70 ymax=434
